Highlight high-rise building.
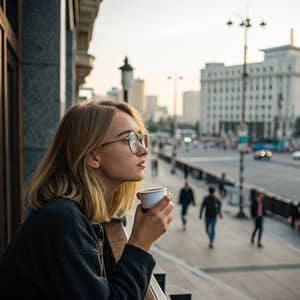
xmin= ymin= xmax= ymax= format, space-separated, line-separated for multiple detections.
xmin=153 ymin=106 xmax=169 ymax=123
xmin=145 ymin=95 xmax=158 ymax=121
xmin=128 ymin=78 xmax=145 ymax=115
xmin=200 ymin=36 xmax=300 ymax=140
xmin=182 ymin=91 xmax=200 ymax=125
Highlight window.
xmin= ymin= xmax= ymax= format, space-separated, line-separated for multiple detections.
xmin=270 ymin=66 xmax=273 ymax=72
xmin=269 ymin=95 xmax=272 ymax=100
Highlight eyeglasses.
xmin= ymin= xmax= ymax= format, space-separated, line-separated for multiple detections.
xmin=102 ymin=131 xmax=148 ymax=154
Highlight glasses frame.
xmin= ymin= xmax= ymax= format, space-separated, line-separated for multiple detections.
xmin=101 ymin=131 xmax=148 ymax=154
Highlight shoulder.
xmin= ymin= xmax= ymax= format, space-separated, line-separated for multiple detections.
xmin=38 ymin=198 xmax=83 ymax=221
xmin=32 ymin=198 xmax=92 ymax=236
xmin=32 ymin=198 xmax=97 ymax=251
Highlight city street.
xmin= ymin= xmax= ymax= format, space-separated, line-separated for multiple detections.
xmin=167 ymin=144 xmax=300 ymax=202
xmin=126 ymin=155 xmax=300 ymax=300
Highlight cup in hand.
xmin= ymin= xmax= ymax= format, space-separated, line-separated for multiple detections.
xmin=138 ymin=187 xmax=168 ymax=209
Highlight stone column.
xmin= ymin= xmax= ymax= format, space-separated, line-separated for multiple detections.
xmin=22 ymin=0 xmax=66 ymax=182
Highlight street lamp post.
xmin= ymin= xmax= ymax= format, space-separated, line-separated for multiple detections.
xmin=227 ymin=17 xmax=266 ymax=218
xmin=168 ymin=74 xmax=183 ymax=174
xmin=119 ymin=56 xmax=134 ymax=103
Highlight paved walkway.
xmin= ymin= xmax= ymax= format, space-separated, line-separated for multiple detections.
xmin=127 ymin=155 xmax=300 ymax=300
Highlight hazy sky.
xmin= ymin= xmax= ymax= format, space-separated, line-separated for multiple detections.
xmin=85 ymin=0 xmax=300 ymax=115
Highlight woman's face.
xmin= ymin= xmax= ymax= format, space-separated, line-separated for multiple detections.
xmin=95 ymin=110 xmax=148 ymax=186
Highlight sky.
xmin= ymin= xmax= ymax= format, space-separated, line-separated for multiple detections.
xmin=85 ymin=0 xmax=300 ymax=115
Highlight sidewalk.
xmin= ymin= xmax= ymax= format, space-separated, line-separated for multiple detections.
xmin=128 ymin=155 xmax=300 ymax=300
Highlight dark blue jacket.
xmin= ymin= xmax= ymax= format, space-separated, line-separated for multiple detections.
xmin=0 ymin=198 xmax=155 ymax=299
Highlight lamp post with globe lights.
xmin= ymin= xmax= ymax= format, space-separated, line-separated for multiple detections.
xmin=227 ymin=16 xmax=266 ymax=218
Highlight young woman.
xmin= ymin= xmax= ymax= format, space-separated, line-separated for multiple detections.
xmin=0 ymin=100 xmax=173 ymax=299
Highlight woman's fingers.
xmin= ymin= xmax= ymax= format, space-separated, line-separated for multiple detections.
xmin=151 ymin=193 xmax=173 ymax=212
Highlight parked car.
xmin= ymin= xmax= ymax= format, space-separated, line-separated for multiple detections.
xmin=253 ymin=150 xmax=272 ymax=160
xmin=292 ymin=151 xmax=300 ymax=160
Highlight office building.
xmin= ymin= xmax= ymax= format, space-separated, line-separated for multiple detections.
xmin=182 ymin=91 xmax=200 ymax=125
xmin=200 ymin=35 xmax=300 ymax=140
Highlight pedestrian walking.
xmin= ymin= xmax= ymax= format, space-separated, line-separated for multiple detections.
xmin=183 ymin=165 xmax=190 ymax=179
xmin=151 ymin=156 xmax=159 ymax=177
xmin=178 ymin=181 xmax=196 ymax=231
xmin=218 ymin=172 xmax=227 ymax=201
xmin=199 ymin=186 xmax=222 ymax=248
xmin=0 ymin=100 xmax=174 ymax=299
xmin=288 ymin=201 xmax=300 ymax=230
xmin=250 ymin=191 xmax=266 ymax=248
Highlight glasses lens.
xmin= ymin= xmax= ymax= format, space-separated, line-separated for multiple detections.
xmin=128 ymin=132 xmax=147 ymax=154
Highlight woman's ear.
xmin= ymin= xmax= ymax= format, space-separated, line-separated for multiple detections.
xmin=86 ymin=151 xmax=101 ymax=169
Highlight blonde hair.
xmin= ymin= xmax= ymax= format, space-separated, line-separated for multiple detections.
xmin=27 ymin=99 xmax=147 ymax=223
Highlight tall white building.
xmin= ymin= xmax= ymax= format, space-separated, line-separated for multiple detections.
xmin=145 ymin=95 xmax=158 ymax=121
xmin=200 ymin=39 xmax=300 ymax=140
xmin=153 ymin=106 xmax=169 ymax=123
xmin=129 ymin=78 xmax=145 ymax=115
xmin=182 ymin=91 xmax=200 ymax=125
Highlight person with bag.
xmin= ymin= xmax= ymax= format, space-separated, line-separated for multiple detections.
xmin=199 ymin=186 xmax=222 ymax=249
xmin=0 ymin=100 xmax=173 ymax=299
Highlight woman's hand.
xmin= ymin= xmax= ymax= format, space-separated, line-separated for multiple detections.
xmin=128 ymin=193 xmax=173 ymax=252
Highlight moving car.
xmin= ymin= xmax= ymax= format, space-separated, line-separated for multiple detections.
xmin=253 ymin=150 xmax=272 ymax=160
xmin=292 ymin=151 xmax=300 ymax=160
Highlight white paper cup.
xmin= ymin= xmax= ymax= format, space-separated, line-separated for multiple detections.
xmin=138 ymin=187 xmax=168 ymax=209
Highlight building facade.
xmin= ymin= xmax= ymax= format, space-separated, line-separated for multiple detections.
xmin=128 ymin=78 xmax=145 ymax=115
xmin=182 ymin=91 xmax=200 ymax=125
xmin=200 ymin=42 xmax=300 ymax=141
xmin=0 ymin=0 xmax=101 ymax=253
xmin=145 ymin=95 xmax=158 ymax=121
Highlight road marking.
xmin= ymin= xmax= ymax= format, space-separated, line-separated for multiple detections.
xmin=151 ymin=245 xmax=254 ymax=300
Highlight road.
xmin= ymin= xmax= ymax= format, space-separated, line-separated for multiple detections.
xmin=166 ymin=144 xmax=300 ymax=202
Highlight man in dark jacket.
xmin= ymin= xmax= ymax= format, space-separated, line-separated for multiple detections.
xmin=178 ymin=181 xmax=196 ymax=231
xmin=251 ymin=191 xmax=266 ymax=248
xmin=200 ymin=186 xmax=222 ymax=248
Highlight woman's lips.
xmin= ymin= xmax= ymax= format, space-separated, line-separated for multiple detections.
xmin=137 ymin=160 xmax=146 ymax=167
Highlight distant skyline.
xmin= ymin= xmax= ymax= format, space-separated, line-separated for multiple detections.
xmin=85 ymin=0 xmax=300 ymax=115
